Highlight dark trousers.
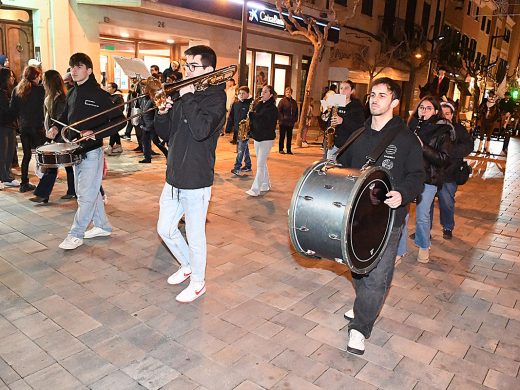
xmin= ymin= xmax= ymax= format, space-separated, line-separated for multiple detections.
xmin=12 ymin=133 xmax=19 ymax=167
xmin=0 ymin=126 xmax=16 ymax=182
xmin=279 ymin=124 xmax=294 ymax=153
xmin=142 ymin=129 xmax=168 ymax=159
xmin=124 ymin=121 xmax=135 ymax=137
xmin=109 ymin=132 xmax=121 ymax=147
xmin=34 ymin=166 xmax=75 ymax=199
xmin=20 ymin=127 xmax=45 ymax=184
xmin=348 ymin=227 xmax=401 ymax=338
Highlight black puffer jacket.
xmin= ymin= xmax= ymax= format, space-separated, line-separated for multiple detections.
xmin=0 ymin=88 xmax=16 ymax=127
xmin=249 ymin=97 xmax=278 ymax=141
xmin=444 ymin=122 xmax=473 ymax=183
xmin=225 ymin=97 xmax=252 ymax=133
xmin=58 ymin=74 xmax=125 ymax=154
xmin=139 ymin=96 xmax=155 ymax=132
xmin=10 ymin=84 xmax=45 ymax=130
xmin=327 ymin=98 xmax=365 ymax=148
xmin=409 ymin=115 xmax=454 ymax=187
xmin=277 ymin=96 xmax=298 ymax=127
xmin=155 ymin=84 xmax=226 ymax=189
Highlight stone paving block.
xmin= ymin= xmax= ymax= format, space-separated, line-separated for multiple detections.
xmin=120 ymin=323 xmax=169 ymax=352
xmin=92 ymin=336 xmax=146 ymax=368
xmin=210 ymin=344 xmax=248 ymax=367
xmin=270 ymin=373 xmax=322 ymax=390
xmin=306 ymin=324 xmax=345 ymax=350
xmin=200 ymin=317 xmax=249 ymax=345
xmin=0 ymin=331 xmax=54 ymax=377
xmin=495 ymin=340 xmax=520 ymax=361
xmin=78 ymin=325 xmax=117 ymax=349
xmin=24 ymin=362 xmax=87 ymax=390
xmin=159 ymin=374 xmax=200 ymax=390
xmin=232 ymin=354 xmax=288 ymax=389
xmin=404 ymin=312 xmax=452 ymax=336
xmin=447 ymin=375 xmax=493 ymax=390
xmin=60 ymin=348 xmax=116 ymax=385
xmin=271 ymin=349 xmax=328 ymax=383
xmin=464 ymin=345 xmax=520 ymax=377
xmin=270 ymin=310 xmax=318 ymax=334
xmin=7 ymin=379 xmax=34 ymax=390
xmin=89 ymin=370 xmax=146 ymax=390
xmin=375 ymin=316 xmax=423 ymax=341
xmin=384 ymin=334 xmax=438 ymax=365
xmin=271 ymin=327 xmax=322 ymax=357
xmin=417 ymin=330 xmax=469 ymax=358
xmin=233 ymin=380 xmax=265 ymax=390
xmin=34 ymin=328 xmax=85 ymax=360
xmin=251 ymin=320 xmax=284 ymax=339
xmin=394 ymin=356 xmax=454 ymax=389
xmin=122 ymin=356 xmax=180 ymax=390
xmin=435 ymin=309 xmax=483 ymax=333
xmin=355 ymin=362 xmax=417 ymax=390
xmin=483 ymin=368 xmax=520 ymax=389
xmin=447 ymin=327 xmax=499 ymax=352
xmin=431 ymin=351 xmax=488 ymax=383
xmin=489 ymin=302 xmax=520 ymax=322
xmin=183 ymin=355 xmax=246 ymax=390
xmin=310 ymin=343 xmax=366 ymax=377
xmin=176 ymin=328 xmax=227 ymax=357
xmin=149 ymin=339 xmax=205 ymax=372
xmin=379 ymin=304 xmax=412 ymax=323
xmin=360 ymin=340 xmax=404 ymax=371
xmin=0 ymin=356 xmax=21 ymax=384
xmin=303 ymin=308 xmax=347 ymax=331
xmin=313 ymin=367 xmax=377 ymax=390
xmin=12 ymin=312 xmax=61 ymax=340
xmin=231 ymin=332 xmax=285 ymax=361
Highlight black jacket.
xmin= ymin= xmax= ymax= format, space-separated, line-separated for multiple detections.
xmin=444 ymin=122 xmax=473 ymax=182
xmin=0 ymin=88 xmax=16 ymax=127
xmin=277 ymin=96 xmax=298 ymax=127
xmin=45 ymin=94 xmax=67 ymax=142
xmin=249 ymin=97 xmax=278 ymax=141
xmin=139 ymin=96 xmax=155 ymax=132
xmin=10 ymin=84 xmax=45 ymax=130
xmin=58 ymin=74 xmax=125 ymax=154
xmin=225 ymin=97 xmax=252 ymax=133
xmin=409 ymin=115 xmax=454 ymax=187
xmin=327 ymin=98 xmax=365 ymax=148
xmin=430 ymin=76 xmax=450 ymax=98
xmin=162 ymin=66 xmax=183 ymax=83
xmin=155 ymin=84 xmax=226 ymax=189
xmin=337 ymin=116 xmax=424 ymax=228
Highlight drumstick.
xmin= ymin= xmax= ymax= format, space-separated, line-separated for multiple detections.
xmin=51 ymin=118 xmax=82 ymax=134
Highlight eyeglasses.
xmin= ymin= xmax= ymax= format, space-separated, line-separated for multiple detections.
xmin=182 ymin=61 xmax=206 ymax=72
xmin=418 ymin=105 xmax=434 ymax=111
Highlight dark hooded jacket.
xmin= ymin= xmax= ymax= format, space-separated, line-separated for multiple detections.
xmin=0 ymin=88 xmax=16 ymax=127
xmin=444 ymin=122 xmax=473 ymax=182
xmin=155 ymin=84 xmax=226 ymax=189
xmin=277 ymin=96 xmax=298 ymax=127
xmin=58 ymin=74 xmax=125 ymax=154
xmin=249 ymin=97 xmax=278 ymax=141
xmin=337 ymin=116 xmax=424 ymax=228
xmin=10 ymin=84 xmax=45 ymax=130
xmin=327 ymin=97 xmax=365 ymax=148
xmin=409 ymin=115 xmax=454 ymax=187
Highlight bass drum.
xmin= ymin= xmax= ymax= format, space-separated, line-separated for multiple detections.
xmin=36 ymin=143 xmax=82 ymax=168
xmin=289 ymin=160 xmax=395 ymax=274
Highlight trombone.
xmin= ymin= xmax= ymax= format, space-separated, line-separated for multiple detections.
xmin=57 ymin=65 xmax=237 ymax=143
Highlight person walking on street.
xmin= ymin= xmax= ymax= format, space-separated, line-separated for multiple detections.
xmin=277 ymin=86 xmax=298 ymax=154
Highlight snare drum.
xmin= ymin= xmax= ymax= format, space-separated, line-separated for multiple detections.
xmin=35 ymin=143 xmax=82 ymax=168
xmin=289 ymin=160 xmax=395 ymax=274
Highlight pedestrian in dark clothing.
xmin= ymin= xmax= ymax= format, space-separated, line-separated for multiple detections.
xmin=139 ymin=94 xmax=167 ymax=163
xmin=226 ymin=86 xmax=253 ymax=175
xmin=106 ymin=82 xmax=124 ymax=154
xmin=10 ymin=65 xmax=45 ymax=192
xmin=0 ymin=68 xmax=19 ymax=189
xmin=161 ymin=60 xmax=183 ymax=83
xmin=277 ymin=86 xmax=298 ymax=154
xmin=30 ymin=69 xmax=76 ymax=203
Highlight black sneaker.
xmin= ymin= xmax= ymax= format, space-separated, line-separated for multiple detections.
xmin=29 ymin=196 xmax=48 ymax=204
xmin=231 ymin=169 xmax=240 ymax=176
xmin=139 ymin=159 xmax=151 ymax=164
xmin=442 ymin=229 xmax=453 ymax=239
xmin=19 ymin=183 xmax=36 ymax=193
xmin=279 ymin=150 xmax=285 ymax=154
xmin=132 ymin=147 xmax=143 ymax=152
xmin=241 ymin=167 xmax=252 ymax=172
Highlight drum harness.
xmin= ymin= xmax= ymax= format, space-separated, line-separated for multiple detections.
xmin=329 ymin=124 xmax=402 ymax=172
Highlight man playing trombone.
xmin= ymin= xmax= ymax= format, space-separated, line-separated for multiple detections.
xmin=155 ymin=45 xmax=227 ymax=303
xmin=49 ymin=53 xmax=125 ymax=250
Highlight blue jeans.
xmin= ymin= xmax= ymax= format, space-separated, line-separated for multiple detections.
xmin=234 ymin=139 xmax=251 ymax=171
xmin=157 ymin=183 xmax=211 ymax=283
xmin=70 ymin=148 xmax=111 ymax=238
xmin=414 ymin=183 xmax=438 ymax=249
xmin=437 ymin=181 xmax=457 ymax=231
xmin=349 ymin=227 xmax=401 ymax=338
xmin=397 ymin=213 xmax=409 ymax=256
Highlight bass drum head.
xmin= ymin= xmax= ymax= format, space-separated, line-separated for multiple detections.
xmin=342 ymin=166 xmax=394 ymax=274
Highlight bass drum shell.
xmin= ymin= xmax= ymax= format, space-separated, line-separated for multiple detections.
xmin=288 ymin=160 xmax=395 ymax=274
xmin=36 ymin=143 xmax=82 ymax=168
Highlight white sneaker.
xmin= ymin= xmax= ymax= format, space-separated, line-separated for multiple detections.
xmin=176 ymin=280 xmax=206 ymax=303
xmin=104 ymin=146 xmax=112 ymax=154
xmin=59 ymin=235 xmax=83 ymax=250
xmin=0 ymin=182 xmax=4 ymax=190
xmin=3 ymin=179 xmax=20 ymax=187
xmin=302 ymin=141 xmax=309 ymax=147
xmin=417 ymin=248 xmax=429 ymax=263
xmin=344 ymin=309 xmax=354 ymax=321
xmin=245 ymin=189 xmax=259 ymax=197
xmin=111 ymin=145 xmax=123 ymax=154
xmin=84 ymin=227 xmax=111 ymax=239
xmin=347 ymin=329 xmax=365 ymax=355
xmin=167 ymin=267 xmax=192 ymax=285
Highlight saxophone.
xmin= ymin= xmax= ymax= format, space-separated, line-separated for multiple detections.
xmin=326 ymin=105 xmax=338 ymax=149
xmin=238 ymin=97 xmax=259 ymax=141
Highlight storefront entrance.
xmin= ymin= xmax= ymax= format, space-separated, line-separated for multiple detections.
xmin=246 ymin=49 xmax=292 ymax=100
xmin=0 ymin=8 xmax=34 ymax=79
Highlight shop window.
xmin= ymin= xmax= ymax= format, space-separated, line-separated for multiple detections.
xmin=255 ymin=52 xmax=272 ymax=96
xmin=361 ymin=0 xmax=373 ymax=16
xmin=138 ymin=42 xmax=171 ymax=75
xmin=275 ymin=54 xmax=291 ymax=66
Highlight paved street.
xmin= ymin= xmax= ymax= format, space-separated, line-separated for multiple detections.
xmin=0 ymin=134 xmax=519 ymax=390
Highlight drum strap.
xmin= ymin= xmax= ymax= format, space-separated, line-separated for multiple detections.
xmin=333 ymin=126 xmax=365 ymax=158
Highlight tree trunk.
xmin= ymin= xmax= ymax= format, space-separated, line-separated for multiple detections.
xmin=296 ymin=46 xmax=320 ymax=147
